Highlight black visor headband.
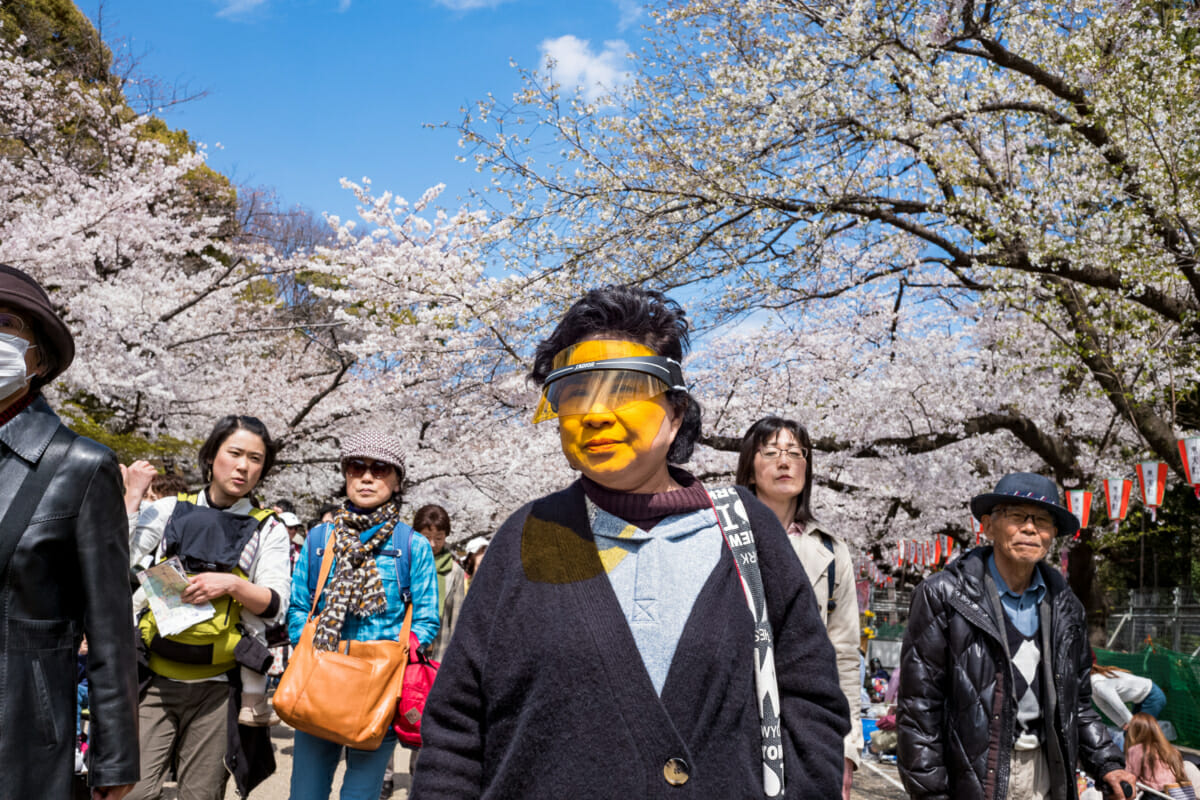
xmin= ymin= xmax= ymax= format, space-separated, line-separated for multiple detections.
xmin=542 ymin=355 xmax=686 ymax=391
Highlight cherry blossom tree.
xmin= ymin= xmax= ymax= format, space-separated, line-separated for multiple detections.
xmin=456 ymin=0 xmax=1200 ymax=571
xmin=0 ymin=33 xmax=541 ymax=536
xmin=7 ymin=0 xmax=1198 ymax=596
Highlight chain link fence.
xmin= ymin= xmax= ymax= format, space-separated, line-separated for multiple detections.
xmin=1103 ymin=588 xmax=1200 ymax=656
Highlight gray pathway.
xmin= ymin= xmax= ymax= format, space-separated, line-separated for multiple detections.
xmin=164 ymin=724 xmax=905 ymax=799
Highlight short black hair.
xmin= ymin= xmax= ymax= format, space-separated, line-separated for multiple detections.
xmin=197 ymin=415 xmax=277 ymax=485
xmin=734 ymin=416 xmax=815 ymax=526
xmin=150 ymin=472 xmax=189 ymax=498
xmin=412 ymin=504 xmax=451 ymax=535
xmin=530 ymin=285 xmax=702 ymax=463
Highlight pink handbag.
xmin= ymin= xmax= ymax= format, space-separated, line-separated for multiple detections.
xmin=392 ymin=629 xmax=439 ymax=748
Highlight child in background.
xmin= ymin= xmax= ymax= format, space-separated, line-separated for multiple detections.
xmin=1125 ymin=713 xmax=1197 ymax=795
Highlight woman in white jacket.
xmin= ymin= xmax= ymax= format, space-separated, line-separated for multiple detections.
xmin=1091 ymin=662 xmax=1168 ymax=729
xmin=736 ymin=415 xmax=863 ymax=800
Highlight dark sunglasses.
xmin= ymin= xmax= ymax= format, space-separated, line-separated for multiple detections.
xmin=342 ymin=458 xmax=396 ymax=479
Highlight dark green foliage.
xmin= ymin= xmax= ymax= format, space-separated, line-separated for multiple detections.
xmin=0 ymin=0 xmax=112 ymax=84
xmin=1095 ymin=483 xmax=1200 ymax=594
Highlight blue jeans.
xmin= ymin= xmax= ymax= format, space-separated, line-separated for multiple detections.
xmin=289 ymin=729 xmax=397 ymax=800
xmin=1134 ymin=683 xmax=1167 ymax=718
xmin=76 ymin=683 xmax=88 ymax=738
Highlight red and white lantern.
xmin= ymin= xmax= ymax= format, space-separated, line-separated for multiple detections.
xmin=1135 ymin=461 xmax=1168 ymax=521
xmin=1064 ymin=490 xmax=1092 ymax=530
xmin=1180 ymin=437 xmax=1200 ymax=499
xmin=1102 ymin=477 xmax=1132 ymax=524
xmin=968 ymin=515 xmax=983 ymax=546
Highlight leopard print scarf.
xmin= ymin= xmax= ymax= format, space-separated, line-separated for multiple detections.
xmin=312 ymin=500 xmax=399 ymax=652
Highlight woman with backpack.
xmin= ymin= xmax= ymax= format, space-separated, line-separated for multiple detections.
xmin=735 ymin=415 xmax=863 ymax=799
xmin=126 ymin=414 xmax=292 ymax=800
xmin=411 ymin=285 xmax=848 ymax=799
xmin=286 ymin=430 xmax=439 ymax=800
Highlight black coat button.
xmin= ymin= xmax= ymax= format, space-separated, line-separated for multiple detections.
xmin=664 ymin=758 xmax=690 ymax=786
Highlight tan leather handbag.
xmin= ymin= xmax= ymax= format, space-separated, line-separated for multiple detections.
xmin=273 ymin=535 xmax=411 ymax=750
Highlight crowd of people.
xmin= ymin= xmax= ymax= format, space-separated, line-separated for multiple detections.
xmin=0 ymin=265 xmax=1192 ymax=800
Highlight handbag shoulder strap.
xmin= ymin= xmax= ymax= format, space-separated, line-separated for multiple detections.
xmin=304 ymin=531 xmax=339 ymax=625
xmin=820 ymin=532 xmax=837 ymax=612
xmin=705 ymin=485 xmax=784 ymax=798
xmin=0 ymin=425 xmax=74 ymax=581
xmin=304 ymin=522 xmax=417 ymax=646
xmin=398 ymin=598 xmax=413 ymax=648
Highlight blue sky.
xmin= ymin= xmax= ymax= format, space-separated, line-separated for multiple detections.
xmin=84 ymin=0 xmax=643 ymax=222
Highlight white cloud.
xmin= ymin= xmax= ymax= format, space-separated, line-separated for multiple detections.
xmin=614 ymin=0 xmax=642 ymax=31
xmin=540 ymin=35 xmax=630 ymax=103
xmin=216 ymin=0 xmax=267 ymax=17
xmin=338 ymin=0 xmax=351 ymax=10
xmin=433 ymin=0 xmax=511 ymax=10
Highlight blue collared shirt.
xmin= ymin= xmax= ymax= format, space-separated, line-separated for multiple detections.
xmin=987 ymin=554 xmax=1046 ymax=637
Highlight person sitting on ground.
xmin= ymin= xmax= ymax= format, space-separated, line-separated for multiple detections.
xmin=1125 ymin=713 xmax=1199 ymax=793
xmin=869 ymin=705 xmax=899 ymax=757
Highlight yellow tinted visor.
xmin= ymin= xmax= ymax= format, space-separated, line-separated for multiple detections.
xmin=551 ymin=340 xmax=656 ymax=369
xmin=533 ymin=340 xmax=665 ymax=424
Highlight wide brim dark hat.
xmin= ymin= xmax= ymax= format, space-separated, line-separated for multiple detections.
xmin=970 ymin=471 xmax=1079 ymax=537
xmin=0 ymin=264 xmax=74 ymax=383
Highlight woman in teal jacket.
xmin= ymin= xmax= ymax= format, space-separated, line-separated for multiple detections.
xmin=286 ymin=430 xmax=439 ymax=800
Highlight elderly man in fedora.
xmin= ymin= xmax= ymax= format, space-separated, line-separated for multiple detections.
xmin=897 ymin=472 xmax=1136 ymax=800
xmin=0 ymin=264 xmax=139 ymax=799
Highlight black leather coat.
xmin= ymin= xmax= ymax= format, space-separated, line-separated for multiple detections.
xmin=0 ymin=397 xmax=139 ymax=798
xmin=897 ymin=547 xmax=1123 ymax=800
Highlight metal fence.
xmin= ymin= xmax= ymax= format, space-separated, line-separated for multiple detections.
xmin=1104 ymin=587 xmax=1200 ymax=656
xmin=862 ymin=583 xmax=1200 ymax=657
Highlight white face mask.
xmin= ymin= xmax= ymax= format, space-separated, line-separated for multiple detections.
xmin=0 ymin=332 xmax=35 ymax=401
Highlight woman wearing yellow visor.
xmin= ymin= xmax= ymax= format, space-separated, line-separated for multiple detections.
xmin=412 ymin=285 xmax=848 ymax=799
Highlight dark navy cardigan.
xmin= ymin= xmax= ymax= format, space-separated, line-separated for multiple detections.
xmin=411 ymin=481 xmax=849 ymax=799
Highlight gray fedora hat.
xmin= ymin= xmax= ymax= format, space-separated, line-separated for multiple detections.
xmin=969 ymin=472 xmax=1079 ymax=537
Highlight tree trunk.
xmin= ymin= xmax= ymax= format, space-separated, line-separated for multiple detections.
xmin=1067 ymin=529 xmax=1108 ymax=648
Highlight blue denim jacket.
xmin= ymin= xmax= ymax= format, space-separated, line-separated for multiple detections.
xmin=288 ymin=520 xmax=440 ymax=647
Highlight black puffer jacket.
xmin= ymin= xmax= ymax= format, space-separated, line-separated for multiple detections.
xmin=897 ymin=547 xmax=1122 ymax=800
xmin=0 ymin=397 xmax=140 ymax=798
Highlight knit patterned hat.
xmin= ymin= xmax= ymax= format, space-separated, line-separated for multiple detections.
xmin=340 ymin=429 xmax=407 ymax=473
